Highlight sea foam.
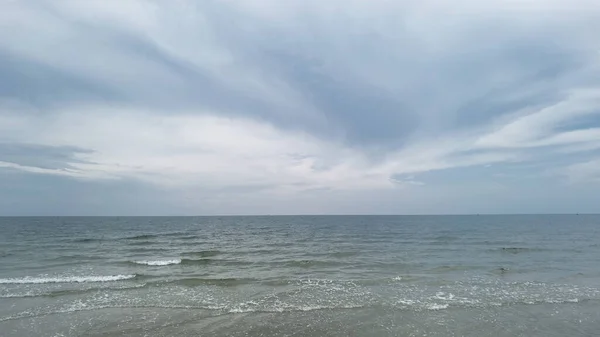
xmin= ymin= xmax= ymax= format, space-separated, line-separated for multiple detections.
xmin=132 ymin=259 xmax=182 ymax=266
xmin=0 ymin=274 xmax=136 ymax=284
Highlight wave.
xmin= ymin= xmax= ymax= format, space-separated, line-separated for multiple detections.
xmin=130 ymin=257 xmax=355 ymax=268
xmin=180 ymin=258 xmax=252 ymax=267
xmin=426 ymin=303 xmax=449 ymax=310
xmin=167 ymin=277 xmax=257 ymax=287
xmin=497 ymin=247 xmax=547 ymax=254
xmin=327 ymin=251 xmax=359 ymax=258
xmin=226 ymin=303 xmax=365 ymax=314
xmin=182 ymin=250 xmax=221 ymax=258
xmin=1 ymin=283 xmax=147 ymax=299
xmin=302 ymin=251 xmax=359 ymax=259
xmin=432 ymin=235 xmax=458 ymax=241
xmin=132 ymin=276 xmax=292 ymax=288
xmin=147 ymin=277 xmax=395 ymax=288
xmin=428 ymin=265 xmax=483 ymax=272
xmin=128 ymin=258 xmax=222 ymax=266
xmin=122 ymin=232 xmax=191 ymax=241
xmin=177 ymin=235 xmax=199 ymax=241
xmin=72 ymin=238 xmax=102 ymax=243
xmin=128 ymin=247 xmax=172 ymax=253
xmin=0 ymin=274 xmax=136 ymax=284
xmin=48 ymin=254 xmax=106 ymax=262
xmin=124 ymin=234 xmax=159 ymax=240
xmin=489 ymin=267 xmax=513 ymax=275
xmin=132 ymin=259 xmax=182 ymax=266
xmin=2 ymin=277 xmax=597 ymax=322
xmin=1 ymin=295 xmax=593 ymax=324
xmin=280 ymin=260 xmax=350 ymax=268
xmin=128 ymin=240 xmax=157 ymax=246
xmin=182 ymin=258 xmax=215 ymax=266
xmin=0 ymin=303 xmax=364 ymax=323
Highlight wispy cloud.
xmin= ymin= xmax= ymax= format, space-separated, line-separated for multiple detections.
xmin=1 ymin=0 xmax=600 ymax=214
xmin=561 ymin=158 xmax=600 ymax=183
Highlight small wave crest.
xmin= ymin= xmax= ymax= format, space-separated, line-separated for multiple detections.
xmin=428 ymin=265 xmax=480 ymax=272
xmin=123 ymin=234 xmax=159 ymax=240
xmin=181 ymin=258 xmax=214 ymax=266
xmin=426 ymin=303 xmax=449 ymax=310
xmin=72 ymin=238 xmax=102 ymax=243
xmin=281 ymin=260 xmax=349 ymax=268
xmin=129 ymin=258 xmax=221 ymax=266
xmin=182 ymin=250 xmax=221 ymax=258
xmin=227 ymin=303 xmax=364 ymax=314
xmin=132 ymin=259 xmax=182 ymax=266
xmin=0 ymin=274 xmax=136 ymax=284
xmin=122 ymin=232 xmax=190 ymax=241
xmin=497 ymin=247 xmax=546 ymax=254
xmin=171 ymin=277 xmax=256 ymax=287
xmin=1 ymin=283 xmax=148 ymax=299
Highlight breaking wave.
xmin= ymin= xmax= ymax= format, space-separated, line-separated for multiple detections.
xmin=131 ymin=259 xmax=182 ymax=266
xmin=0 ymin=274 xmax=136 ymax=284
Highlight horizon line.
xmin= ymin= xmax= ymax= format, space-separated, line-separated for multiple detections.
xmin=0 ymin=213 xmax=597 ymax=217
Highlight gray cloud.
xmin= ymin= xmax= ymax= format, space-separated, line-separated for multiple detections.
xmin=0 ymin=51 xmax=123 ymax=107
xmin=1 ymin=0 xmax=600 ymax=214
xmin=0 ymin=142 xmax=92 ymax=170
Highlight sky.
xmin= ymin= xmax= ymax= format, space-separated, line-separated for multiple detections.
xmin=1 ymin=0 xmax=600 ymax=215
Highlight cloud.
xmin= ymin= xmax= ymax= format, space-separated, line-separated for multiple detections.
xmin=474 ymin=89 xmax=600 ymax=149
xmin=561 ymin=158 xmax=600 ymax=184
xmin=0 ymin=107 xmax=391 ymax=191
xmin=0 ymin=142 xmax=92 ymax=169
xmin=1 ymin=0 xmax=600 ymax=214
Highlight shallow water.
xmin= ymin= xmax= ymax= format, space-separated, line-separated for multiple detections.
xmin=1 ymin=215 xmax=599 ymax=336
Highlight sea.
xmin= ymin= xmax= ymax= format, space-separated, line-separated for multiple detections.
xmin=0 ymin=215 xmax=599 ymax=337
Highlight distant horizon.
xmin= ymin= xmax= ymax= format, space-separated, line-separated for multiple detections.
xmin=1 ymin=213 xmax=598 ymax=218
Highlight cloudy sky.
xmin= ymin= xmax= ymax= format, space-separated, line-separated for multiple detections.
xmin=1 ymin=0 xmax=600 ymax=215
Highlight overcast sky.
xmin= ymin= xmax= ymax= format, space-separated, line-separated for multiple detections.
xmin=1 ymin=0 xmax=600 ymax=215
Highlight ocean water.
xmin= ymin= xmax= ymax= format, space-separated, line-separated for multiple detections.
xmin=1 ymin=215 xmax=599 ymax=337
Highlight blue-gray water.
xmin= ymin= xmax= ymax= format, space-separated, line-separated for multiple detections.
xmin=1 ymin=215 xmax=599 ymax=336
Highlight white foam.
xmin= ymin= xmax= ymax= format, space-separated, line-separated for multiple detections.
xmin=1 ymin=292 xmax=37 ymax=298
xmin=0 ymin=274 xmax=136 ymax=284
xmin=227 ymin=304 xmax=363 ymax=314
xmin=427 ymin=303 xmax=449 ymax=310
xmin=132 ymin=259 xmax=181 ymax=266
